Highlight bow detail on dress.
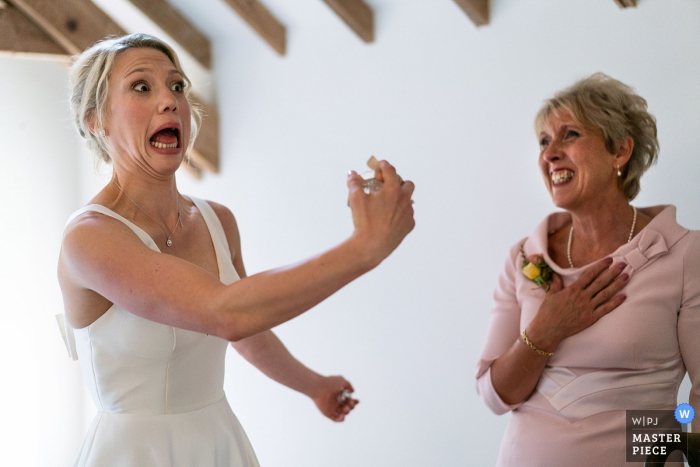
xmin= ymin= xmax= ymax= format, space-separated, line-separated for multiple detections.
xmin=56 ymin=313 xmax=78 ymax=361
xmin=614 ymin=228 xmax=668 ymax=277
xmin=535 ymin=359 xmax=682 ymax=422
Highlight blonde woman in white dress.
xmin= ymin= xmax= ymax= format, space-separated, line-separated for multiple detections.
xmin=57 ymin=33 xmax=415 ymax=466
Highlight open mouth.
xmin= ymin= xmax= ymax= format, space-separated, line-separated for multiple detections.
xmin=551 ymin=169 xmax=574 ymax=185
xmin=149 ymin=127 xmax=180 ymax=149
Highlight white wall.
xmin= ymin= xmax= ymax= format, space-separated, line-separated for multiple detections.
xmin=2 ymin=0 xmax=699 ymax=466
xmin=0 ymin=56 xmax=89 ymax=466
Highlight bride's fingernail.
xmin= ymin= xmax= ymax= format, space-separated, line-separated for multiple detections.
xmin=605 ymin=257 xmax=613 ymax=264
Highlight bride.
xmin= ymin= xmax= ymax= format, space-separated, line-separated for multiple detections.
xmin=58 ymin=33 xmax=415 ymax=466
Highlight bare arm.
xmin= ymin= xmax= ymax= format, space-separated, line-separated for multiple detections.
xmin=490 ymin=258 xmax=628 ymax=405
xmin=231 ymin=331 xmax=357 ymax=421
xmin=231 ymin=331 xmax=324 ymax=399
xmin=61 ymin=161 xmax=415 ymax=343
xmin=216 ymin=207 xmax=357 ymax=421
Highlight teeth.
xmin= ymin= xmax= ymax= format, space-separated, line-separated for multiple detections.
xmin=551 ymin=170 xmax=574 ymax=184
xmin=149 ymin=140 xmax=178 ymax=149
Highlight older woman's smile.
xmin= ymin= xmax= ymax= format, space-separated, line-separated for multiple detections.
xmin=550 ymin=169 xmax=575 ymax=185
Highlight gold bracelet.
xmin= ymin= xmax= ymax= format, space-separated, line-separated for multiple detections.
xmin=521 ymin=330 xmax=553 ymax=357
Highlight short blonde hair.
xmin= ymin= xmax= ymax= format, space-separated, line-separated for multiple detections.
xmin=534 ymin=73 xmax=659 ymax=200
xmin=69 ymin=33 xmax=202 ymax=164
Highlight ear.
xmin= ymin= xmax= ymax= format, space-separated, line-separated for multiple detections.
xmin=86 ymin=112 xmax=97 ymax=136
xmin=614 ymin=136 xmax=634 ymax=169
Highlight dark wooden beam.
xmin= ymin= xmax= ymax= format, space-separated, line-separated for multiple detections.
xmin=4 ymin=0 xmax=220 ymax=176
xmin=181 ymin=158 xmax=203 ymax=179
xmin=190 ymin=98 xmax=220 ymax=173
xmin=323 ymin=0 xmax=374 ymax=43
xmin=453 ymin=0 xmax=488 ymax=27
xmin=126 ymin=0 xmax=211 ymax=68
xmin=5 ymin=0 xmax=126 ymax=54
xmin=220 ymin=0 xmax=286 ymax=55
xmin=0 ymin=2 xmax=66 ymax=55
xmin=613 ymin=0 xmax=637 ymax=7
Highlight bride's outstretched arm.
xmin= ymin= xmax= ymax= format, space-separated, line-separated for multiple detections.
xmin=231 ymin=332 xmax=358 ymax=422
xmin=227 ymin=222 xmax=358 ymax=422
xmin=61 ymin=161 xmax=414 ymax=342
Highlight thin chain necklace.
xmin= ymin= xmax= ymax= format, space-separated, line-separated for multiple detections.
xmin=567 ymin=206 xmax=637 ymax=268
xmin=111 ymin=178 xmax=183 ymax=247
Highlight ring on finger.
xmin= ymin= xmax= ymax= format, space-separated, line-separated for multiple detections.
xmin=337 ymin=388 xmax=352 ymax=404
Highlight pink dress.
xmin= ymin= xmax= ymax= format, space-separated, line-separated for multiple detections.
xmin=476 ymin=205 xmax=700 ymax=467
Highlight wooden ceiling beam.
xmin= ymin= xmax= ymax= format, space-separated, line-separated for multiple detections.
xmin=453 ymin=0 xmax=488 ymax=27
xmin=3 ymin=0 xmax=221 ymax=175
xmin=126 ymin=0 xmax=211 ymax=68
xmin=5 ymin=0 xmax=125 ymax=54
xmin=181 ymin=158 xmax=203 ymax=179
xmin=219 ymin=0 xmax=286 ymax=55
xmin=323 ymin=0 xmax=374 ymax=43
xmin=613 ymin=0 xmax=637 ymax=7
xmin=190 ymin=98 xmax=220 ymax=174
xmin=0 ymin=2 xmax=66 ymax=56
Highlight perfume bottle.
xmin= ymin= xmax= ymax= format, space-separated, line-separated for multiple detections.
xmin=337 ymin=388 xmax=352 ymax=404
xmin=361 ymin=170 xmax=383 ymax=194
xmin=360 ymin=155 xmax=383 ymax=194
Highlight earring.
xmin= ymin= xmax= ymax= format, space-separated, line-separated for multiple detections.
xmin=616 ymin=166 xmax=622 ymax=177
xmin=99 ymin=129 xmax=106 ymax=137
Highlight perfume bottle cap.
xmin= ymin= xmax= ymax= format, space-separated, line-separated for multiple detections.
xmin=360 ymin=170 xmax=377 ymax=181
xmin=367 ymin=155 xmax=381 ymax=171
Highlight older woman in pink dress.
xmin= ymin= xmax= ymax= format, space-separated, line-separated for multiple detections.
xmin=476 ymin=73 xmax=699 ymax=466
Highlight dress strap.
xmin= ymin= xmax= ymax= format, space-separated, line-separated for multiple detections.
xmin=64 ymin=204 xmax=161 ymax=253
xmin=189 ymin=196 xmax=232 ymax=280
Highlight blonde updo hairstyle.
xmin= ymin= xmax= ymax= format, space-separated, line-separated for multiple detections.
xmin=69 ymin=33 xmax=202 ymax=164
xmin=534 ymin=73 xmax=659 ymax=201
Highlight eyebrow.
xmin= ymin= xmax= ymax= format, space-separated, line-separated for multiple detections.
xmin=125 ymin=67 xmax=181 ymax=78
xmin=557 ymin=124 xmax=580 ymax=133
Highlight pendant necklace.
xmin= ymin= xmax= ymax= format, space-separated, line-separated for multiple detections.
xmin=111 ymin=178 xmax=183 ymax=247
xmin=567 ymin=206 xmax=637 ymax=268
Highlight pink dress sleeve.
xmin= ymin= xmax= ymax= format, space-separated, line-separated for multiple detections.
xmin=475 ymin=239 xmax=527 ymax=415
xmin=678 ymin=231 xmax=700 ymax=432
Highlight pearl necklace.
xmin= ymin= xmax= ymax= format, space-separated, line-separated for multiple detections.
xmin=567 ymin=206 xmax=637 ymax=268
xmin=111 ymin=179 xmax=183 ymax=247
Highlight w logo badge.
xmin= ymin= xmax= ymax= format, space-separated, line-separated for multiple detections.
xmin=675 ymin=403 xmax=696 ymax=424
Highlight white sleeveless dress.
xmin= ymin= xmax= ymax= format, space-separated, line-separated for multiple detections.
xmin=57 ymin=196 xmax=260 ymax=467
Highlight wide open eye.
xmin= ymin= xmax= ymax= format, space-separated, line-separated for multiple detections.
xmin=133 ymin=81 xmax=149 ymax=92
xmin=171 ymin=81 xmax=185 ymax=92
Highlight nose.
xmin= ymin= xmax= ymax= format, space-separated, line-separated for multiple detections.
xmin=157 ymin=87 xmax=178 ymax=114
xmin=541 ymin=139 xmax=563 ymax=164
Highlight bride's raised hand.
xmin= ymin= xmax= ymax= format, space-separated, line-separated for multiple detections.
xmin=347 ymin=160 xmax=415 ymax=265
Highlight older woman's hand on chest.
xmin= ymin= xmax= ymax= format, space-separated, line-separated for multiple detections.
xmin=526 ymin=257 xmax=630 ymax=354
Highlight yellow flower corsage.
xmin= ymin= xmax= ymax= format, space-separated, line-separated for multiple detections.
xmin=520 ymin=244 xmax=554 ymax=291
